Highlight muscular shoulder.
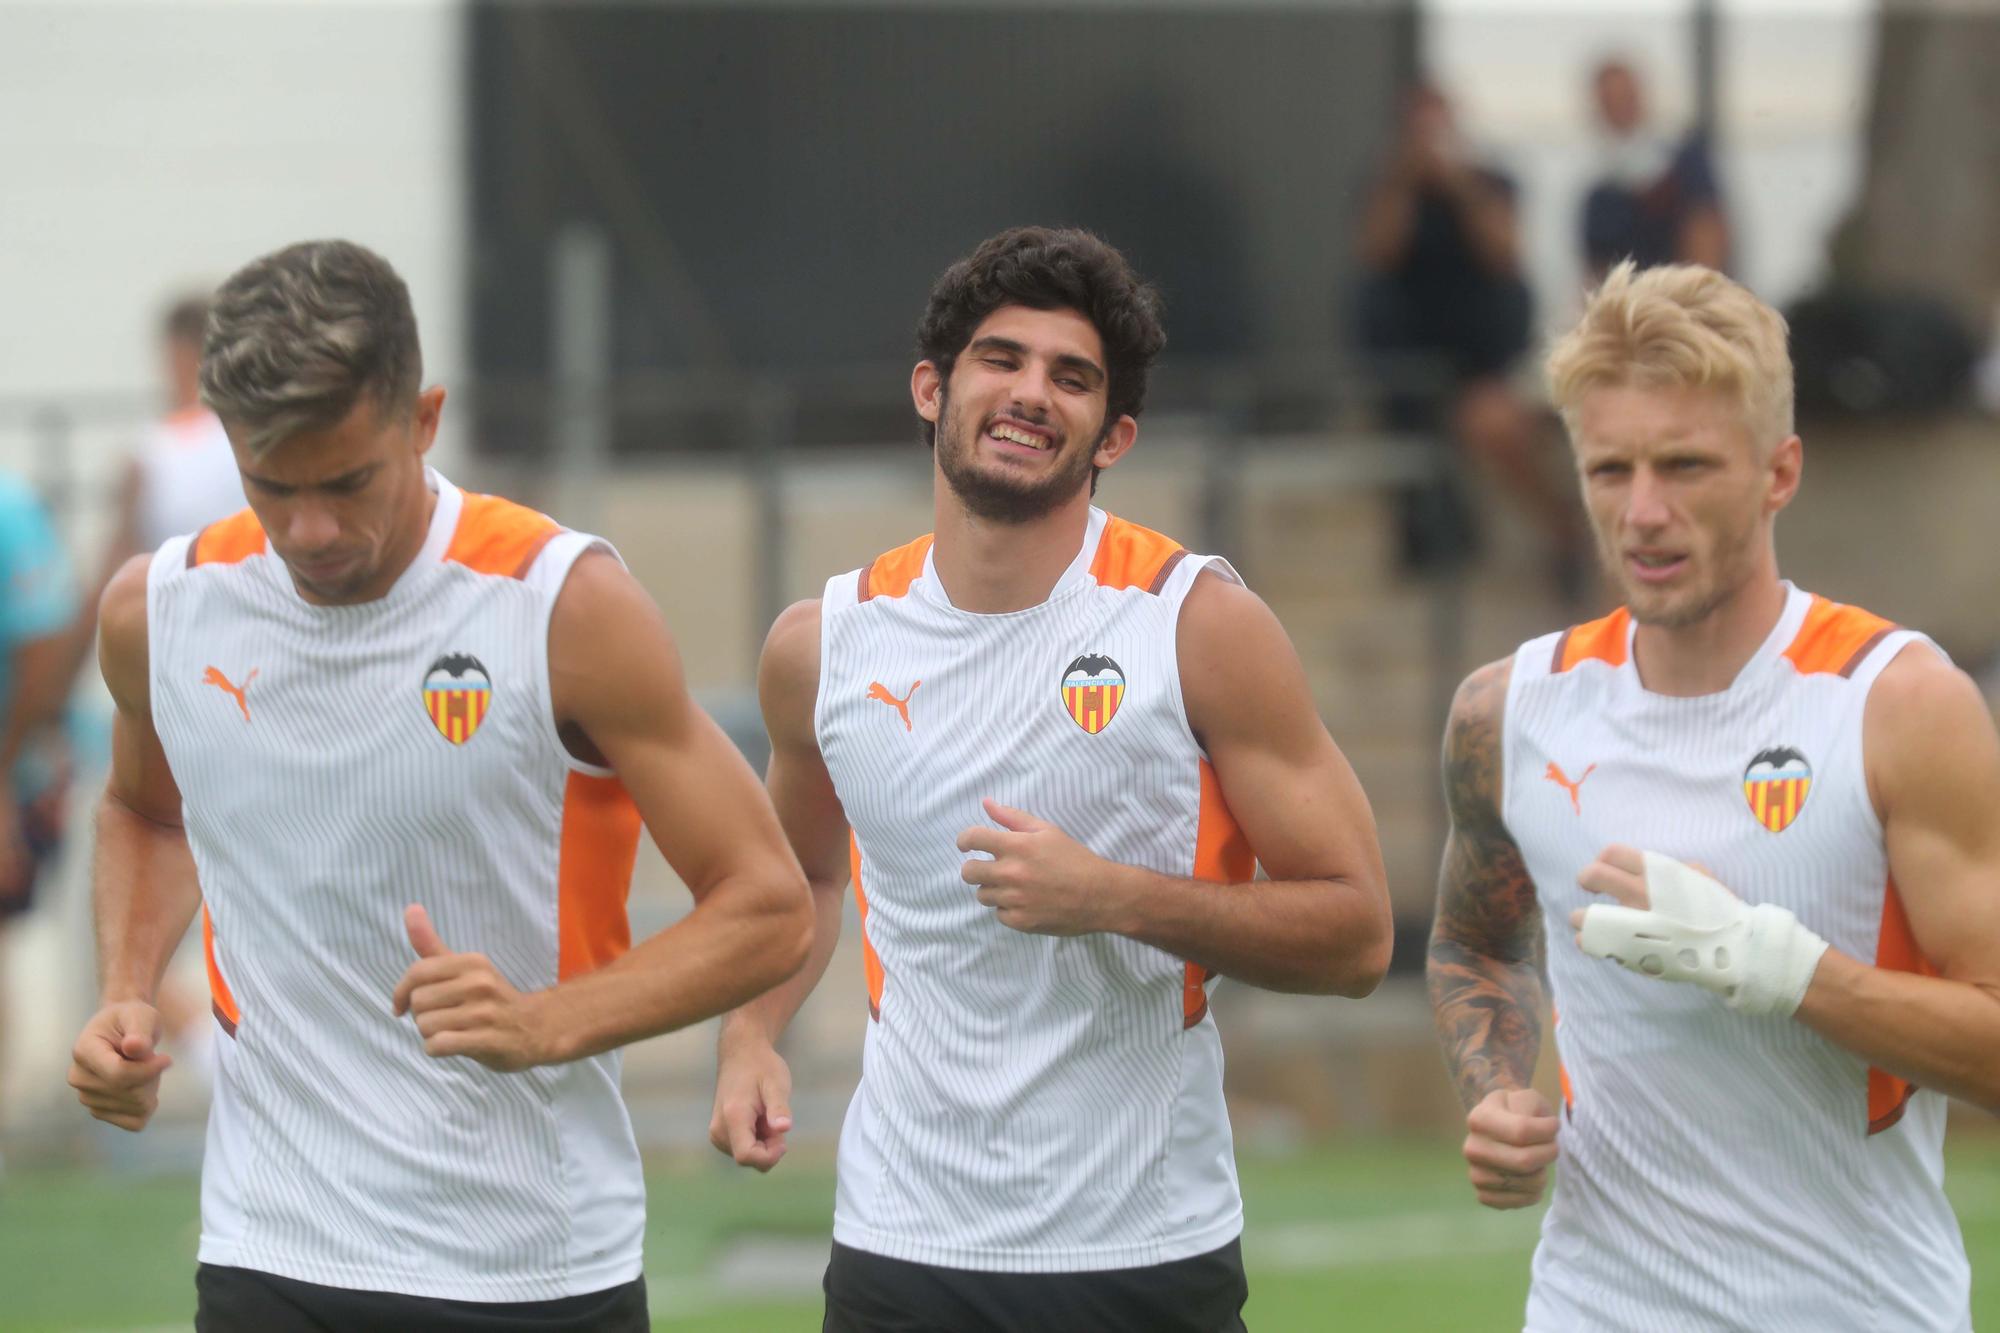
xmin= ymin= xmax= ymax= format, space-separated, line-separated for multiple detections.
xmin=1865 ymin=642 xmax=1999 ymax=819
xmin=1176 ymin=568 xmax=1313 ymax=749
xmin=1443 ymin=656 xmax=1515 ymax=827
xmin=99 ymin=553 xmax=153 ymax=711
xmin=758 ymin=599 xmax=822 ymax=749
xmin=547 ymin=548 xmax=673 ymax=673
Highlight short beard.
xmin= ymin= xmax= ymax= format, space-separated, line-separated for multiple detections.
xmin=1616 ymin=521 xmax=1757 ymax=630
xmin=934 ymin=388 xmax=1099 ymax=525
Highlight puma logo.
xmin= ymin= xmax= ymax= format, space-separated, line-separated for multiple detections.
xmin=203 ymin=666 xmax=258 ymax=722
xmin=1544 ymin=761 xmax=1596 ymax=815
xmin=866 ymin=680 xmax=920 ymax=732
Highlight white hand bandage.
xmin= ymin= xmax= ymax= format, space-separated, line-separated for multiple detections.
xmin=1577 ymin=851 xmax=1830 ymax=1018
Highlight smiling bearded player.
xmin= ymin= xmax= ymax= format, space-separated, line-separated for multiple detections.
xmin=708 ymin=226 xmax=1393 ymax=1332
xmin=1427 ymin=261 xmax=2000 ymax=1331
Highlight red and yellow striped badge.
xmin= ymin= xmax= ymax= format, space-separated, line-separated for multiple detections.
xmin=1743 ymin=746 xmax=1812 ymax=833
xmin=423 ymin=653 xmax=492 ymax=746
xmin=1061 ymin=653 xmax=1126 ymax=736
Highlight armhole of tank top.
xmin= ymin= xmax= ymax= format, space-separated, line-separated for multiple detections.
xmin=529 ymin=530 xmax=622 ymax=779
xmin=145 ymin=537 xmax=192 ymax=712
xmin=1162 ymin=554 xmax=1230 ymax=758
xmin=1848 ymin=629 xmax=1946 ymax=840
xmin=1497 ymin=643 xmax=1549 ymax=836
xmin=812 ymin=572 xmax=858 ymax=754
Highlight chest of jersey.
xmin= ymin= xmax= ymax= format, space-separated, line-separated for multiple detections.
xmin=819 ymin=583 xmax=1204 ymax=929
xmin=152 ymin=562 xmax=566 ymax=897
xmin=1509 ymin=658 xmax=1889 ymax=988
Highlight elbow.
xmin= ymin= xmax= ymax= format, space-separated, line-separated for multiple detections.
xmin=1328 ymin=928 xmax=1394 ymax=999
xmin=1317 ymin=886 xmax=1396 ymax=998
xmin=737 ymin=870 xmax=815 ymax=994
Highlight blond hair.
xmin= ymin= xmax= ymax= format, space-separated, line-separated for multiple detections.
xmin=1546 ymin=262 xmax=1793 ymax=453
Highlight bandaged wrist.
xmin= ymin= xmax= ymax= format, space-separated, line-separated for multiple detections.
xmin=1577 ymin=852 xmax=1830 ymax=1018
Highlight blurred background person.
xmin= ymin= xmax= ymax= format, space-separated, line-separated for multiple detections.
xmin=0 ymin=471 xmax=80 ymax=1169
xmin=1580 ymin=57 xmax=1730 ymax=281
xmin=109 ymin=294 xmax=242 ymax=566
xmin=1355 ymin=82 xmax=1585 ymax=599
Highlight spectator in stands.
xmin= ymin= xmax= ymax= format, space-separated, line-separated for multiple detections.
xmin=1355 ymin=82 xmax=1584 ymax=598
xmin=1581 ymin=58 xmax=1729 ymax=280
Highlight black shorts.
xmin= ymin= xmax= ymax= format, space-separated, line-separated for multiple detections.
xmin=822 ymin=1238 xmax=1249 ymax=1333
xmin=194 ymin=1263 xmax=648 ymax=1333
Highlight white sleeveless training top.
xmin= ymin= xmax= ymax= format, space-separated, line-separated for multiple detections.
xmin=815 ymin=506 xmax=1251 ymax=1272
xmin=1504 ymin=582 xmax=1968 ymax=1332
xmin=147 ymin=473 xmax=646 ymax=1301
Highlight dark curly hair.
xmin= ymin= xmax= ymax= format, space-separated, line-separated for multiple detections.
xmin=915 ymin=227 xmax=1166 ymax=449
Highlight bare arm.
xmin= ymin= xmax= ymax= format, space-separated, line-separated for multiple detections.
xmin=709 ymin=598 xmax=853 ymax=1171
xmin=1676 ymin=204 xmax=1730 ymax=272
xmin=68 ymin=555 xmax=201 ymax=1130
xmin=962 ymin=571 xmax=1391 ymax=997
xmin=720 ymin=599 xmax=851 ymax=1049
xmin=1122 ymin=572 xmax=1390 ymax=994
xmin=1793 ymin=646 xmax=2000 ymax=1112
xmin=1425 ymin=657 xmax=1544 ymax=1108
xmin=407 ymin=552 xmax=813 ymax=1067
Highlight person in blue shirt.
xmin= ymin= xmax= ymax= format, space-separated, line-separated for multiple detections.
xmin=0 ymin=474 xmax=80 ymax=1120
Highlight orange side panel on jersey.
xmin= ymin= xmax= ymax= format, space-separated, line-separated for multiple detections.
xmin=848 ymin=831 xmax=886 ymax=1020
xmin=1867 ymin=877 xmax=1936 ymax=1134
xmin=1087 ymin=515 xmax=1187 ymax=594
xmin=858 ymin=534 xmax=934 ymax=602
xmin=1184 ymin=759 xmax=1256 ymax=1027
xmin=190 ymin=509 xmax=268 ymax=567
xmin=1551 ymin=1004 xmax=1574 ymax=1118
xmin=1552 ymin=607 xmax=1631 ymax=673
xmin=203 ymin=906 xmax=241 ymax=1037
xmin=444 ymin=492 xmax=563 ymax=579
xmin=1782 ymin=595 xmax=1897 ymax=677
xmin=556 ymin=771 xmax=643 ymax=981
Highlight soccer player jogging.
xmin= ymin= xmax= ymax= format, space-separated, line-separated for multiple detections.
xmin=709 ymin=227 xmax=1392 ymax=1332
xmin=65 ymin=240 xmax=813 ymax=1332
xmin=1428 ymin=262 xmax=2000 ymax=1330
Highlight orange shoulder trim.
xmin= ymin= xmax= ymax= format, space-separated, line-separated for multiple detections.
xmin=859 ymin=534 xmax=934 ymax=602
xmin=1782 ymin=595 xmax=1898 ymax=678
xmin=445 ymin=492 xmax=562 ymax=579
xmin=187 ymin=509 xmax=268 ymax=567
xmin=1551 ymin=607 xmax=1631 ymax=673
xmin=1088 ymin=515 xmax=1188 ymax=594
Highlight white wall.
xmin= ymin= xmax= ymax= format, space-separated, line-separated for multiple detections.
xmin=0 ymin=0 xmax=465 ymax=1132
xmin=0 ymin=0 xmax=467 ymax=468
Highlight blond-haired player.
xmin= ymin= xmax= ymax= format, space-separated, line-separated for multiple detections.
xmin=65 ymin=240 xmax=813 ymax=1332
xmin=1428 ymin=262 xmax=2000 ymax=1330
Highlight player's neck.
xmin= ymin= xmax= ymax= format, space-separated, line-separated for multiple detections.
xmin=930 ymin=488 xmax=1094 ymax=615
xmin=1630 ymin=571 xmax=1788 ymax=697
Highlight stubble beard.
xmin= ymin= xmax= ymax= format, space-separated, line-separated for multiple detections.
xmin=934 ymin=389 xmax=1098 ymax=525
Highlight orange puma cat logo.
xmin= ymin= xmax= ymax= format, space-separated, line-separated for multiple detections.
xmin=203 ymin=666 xmax=258 ymax=722
xmin=867 ymin=680 xmax=920 ymax=732
xmin=1544 ymin=761 xmax=1597 ymax=815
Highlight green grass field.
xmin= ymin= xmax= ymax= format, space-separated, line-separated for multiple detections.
xmin=3 ymin=1135 xmax=1996 ymax=1331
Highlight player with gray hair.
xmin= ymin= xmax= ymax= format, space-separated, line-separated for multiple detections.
xmin=67 ymin=238 xmax=814 ymax=1331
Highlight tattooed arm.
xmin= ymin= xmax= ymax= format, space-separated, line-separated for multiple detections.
xmin=1427 ymin=657 xmax=1561 ymax=1209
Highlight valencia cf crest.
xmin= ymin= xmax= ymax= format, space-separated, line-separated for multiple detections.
xmin=423 ymin=654 xmax=492 ymax=746
xmin=1743 ymin=746 xmax=1812 ymax=832
xmin=1061 ymin=654 xmax=1125 ymax=735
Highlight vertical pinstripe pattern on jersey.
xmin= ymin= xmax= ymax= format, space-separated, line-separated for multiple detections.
xmin=818 ymin=511 xmax=1242 ymax=1273
xmin=1503 ymin=587 xmax=1969 ymax=1332
xmin=146 ymin=485 xmax=644 ymax=1302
